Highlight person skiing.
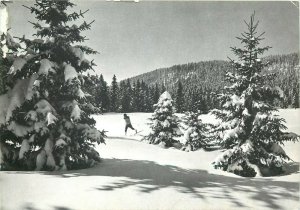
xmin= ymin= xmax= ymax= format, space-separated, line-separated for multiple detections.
xmin=123 ymin=114 xmax=137 ymax=135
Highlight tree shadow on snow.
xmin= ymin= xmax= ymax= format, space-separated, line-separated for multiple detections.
xmin=107 ymin=136 xmax=142 ymax=142
xmin=38 ymin=158 xmax=299 ymax=209
xmin=24 ymin=202 xmax=74 ymax=210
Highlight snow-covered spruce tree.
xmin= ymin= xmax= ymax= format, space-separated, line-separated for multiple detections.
xmin=0 ymin=0 xmax=105 ymax=171
xmin=144 ymin=91 xmax=181 ymax=147
xmin=181 ymin=111 xmax=211 ymax=152
xmin=211 ymin=13 xmax=299 ymax=177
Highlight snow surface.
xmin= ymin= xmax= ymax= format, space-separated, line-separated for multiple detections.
xmin=1 ymin=109 xmax=299 ymax=210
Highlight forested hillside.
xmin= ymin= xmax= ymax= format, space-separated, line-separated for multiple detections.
xmin=129 ymin=60 xmax=230 ymax=92
xmin=126 ymin=53 xmax=299 ymax=109
xmin=263 ymin=53 xmax=299 ymax=107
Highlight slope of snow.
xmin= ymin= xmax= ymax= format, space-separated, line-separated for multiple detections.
xmin=0 ymin=109 xmax=299 ymax=210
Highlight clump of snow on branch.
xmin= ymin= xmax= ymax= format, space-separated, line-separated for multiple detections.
xmin=8 ymin=57 xmax=27 ymax=74
xmin=38 ymin=59 xmax=56 ymax=75
xmin=71 ymin=104 xmax=81 ymax=120
xmin=64 ymin=63 xmax=78 ymax=82
xmin=46 ymin=112 xmax=57 ymax=126
xmin=70 ymin=46 xmax=85 ymax=65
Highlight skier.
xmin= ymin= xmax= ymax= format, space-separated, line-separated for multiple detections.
xmin=123 ymin=114 xmax=137 ymax=135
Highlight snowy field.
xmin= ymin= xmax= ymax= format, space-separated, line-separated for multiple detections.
xmin=1 ymin=109 xmax=299 ymax=210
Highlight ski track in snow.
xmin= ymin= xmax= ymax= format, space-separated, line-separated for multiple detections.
xmin=1 ymin=109 xmax=300 ymax=210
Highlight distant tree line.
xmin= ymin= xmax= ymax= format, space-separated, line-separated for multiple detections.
xmin=83 ymin=75 xmax=237 ymax=113
xmin=84 ymin=52 xmax=299 ymax=114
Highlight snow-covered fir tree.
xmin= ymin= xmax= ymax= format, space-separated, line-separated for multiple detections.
xmin=0 ymin=0 xmax=105 ymax=170
xmin=211 ymin=13 xmax=299 ymax=177
xmin=181 ymin=111 xmax=210 ymax=151
xmin=144 ymin=91 xmax=180 ymax=147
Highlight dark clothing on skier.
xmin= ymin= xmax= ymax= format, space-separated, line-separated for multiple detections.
xmin=125 ymin=124 xmax=135 ymax=133
xmin=124 ymin=114 xmax=137 ymax=134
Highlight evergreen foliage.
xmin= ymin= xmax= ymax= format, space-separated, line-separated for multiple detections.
xmin=110 ymin=74 xmax=119 ymax=112
xmin=0 ymin=33 xmax=12 ymax=94
xmin=81 ymin=74 xmax=101 ymax=114
xmin=175 ymin=81 xmax=184 ymax=113
xmin=0 ymin=0 xmax=105 ymax=171
xmin=181 ymin=111 xmax=211 ymax=151
xmin=97 ymin=74 xmax=110 ymax=112
xmin=0 ymin=51 xmax=6 ymax=95
xmin=144 ymin=91 xmax=180 ymax=147
xmin=211 ymin=13 xmax=299 ymax=177
xmin=118 ymin=80 xmax=131 ymax=112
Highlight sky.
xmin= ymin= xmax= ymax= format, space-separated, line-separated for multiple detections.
xmin=8 ymin=1 xmax=299 ymax=81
